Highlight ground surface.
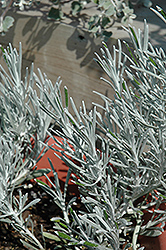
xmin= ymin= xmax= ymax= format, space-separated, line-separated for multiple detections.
xmin=0 ymin=181 xmax=80 ymax=250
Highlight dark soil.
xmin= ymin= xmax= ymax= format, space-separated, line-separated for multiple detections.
xmin=0 ymin=181 xmax=80 ymax=250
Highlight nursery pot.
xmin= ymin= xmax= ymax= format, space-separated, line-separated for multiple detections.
xmin=138 ymin=196 xmax=166 ymax=250
xmin=139 ymin=229 xmax=166 ymax=250
xmin=34 ymin=135 xmax=78 ymax=194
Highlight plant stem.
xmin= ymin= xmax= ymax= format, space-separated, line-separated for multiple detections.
xmin=62 ymin=207 xmax=70 ymax=224
xmin=132 ymin=214 xmax=142 ymax=250
xmin=11 ymin=207 xmax=45 ymax=249
xmin=24 ymin=227 xmax=45 ymax=250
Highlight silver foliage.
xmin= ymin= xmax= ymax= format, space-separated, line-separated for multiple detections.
xmin=1 ymin=6 xmax=166 ymax=250
xmin=0 ymin=43 xmax=53 ymax=248
xmin=36 ymin=18 xmax=166 ymax=250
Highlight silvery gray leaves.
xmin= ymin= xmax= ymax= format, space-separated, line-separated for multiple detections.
xmin=0 ymin=43 xmax=52 ymax=248
xmin=37 ymin=18 xmax=166 ymax=250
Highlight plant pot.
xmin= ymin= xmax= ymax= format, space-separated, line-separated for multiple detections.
xmin=34 ymin=135 xmax=78 ymax=194
xmin=138 ymin=195 xmax=166 ymax=250
xmin=132 ymin=192 xmax=166 ymax=250
xmin=139 ymin=230 xmax=166 ymax=250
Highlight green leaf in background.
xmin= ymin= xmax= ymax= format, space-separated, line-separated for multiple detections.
xmin=101 ymin=30 xmax=112 ymax=42
xmin=1 ymin=16 xmax=14 ymax=33
xmin=88 ymin=15 xmax=99 ymax=30
xmin=89 ymin=25 xmax=99 ymax=33
xmin=105 ymin=4 xmax=116 ymax=16
xmin=71 ymin=1 xmax=82 ymax=16
xmin=102 ymin=16 xmax=110 ymax=27
xmin=99 ymin=0 xmax=112 ymax=10
xmin=48 ymin=7 xmax=63 ymax=20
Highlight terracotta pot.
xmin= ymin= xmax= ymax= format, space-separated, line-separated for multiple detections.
xmin=33 ymin=135 xmax=116 ymax=192
xmin=32 ymin=137 xmax=166 ymax=249
xmin=132 ymin=191 xmax=166 ymax=250
xmin=138 ymin=193 xmax=166 ymax=250
xmin=34 ymin=135 xmax=78 ymax=194
xmin=139 ymin=230 xmax=166 ymax=250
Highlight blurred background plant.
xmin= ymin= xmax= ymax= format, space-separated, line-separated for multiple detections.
xmin=0 ymin=0 xmax=152 ymax=40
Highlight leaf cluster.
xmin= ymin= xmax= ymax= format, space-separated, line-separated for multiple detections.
xmin=34 ymin=8 xmax=166 ymax=250
xmin=0 ymin=0 xmax=151 ymax=40
xmin=0 ymin=43 xmax=53 ymax=248
xmin=1 ymin=5 xmax=166 ymax=250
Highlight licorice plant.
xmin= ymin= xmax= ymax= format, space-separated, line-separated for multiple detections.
xmin=0 ymin=43 xmax=53 ymax=249
xmin=1 ymin=5 xmax=166 ymax=250
xmin=34 ymin=6 xmax=166 ymax=250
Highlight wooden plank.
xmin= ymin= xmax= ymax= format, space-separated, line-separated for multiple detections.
xmin=1 ymin=0 xmax=166 ymax=113
xmin=0 ymin=12 xmax=118 ymax=113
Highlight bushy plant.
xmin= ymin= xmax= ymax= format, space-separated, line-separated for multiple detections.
xmin=0 ymin=0 xmax=152 ymax=40
xmin=1 ymin=4 xmax=166 ymax=250
xmin=0 ymin=43 xmax=53 ymax=249
xmin=35 ymin=5 xmax=166 ymax=250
